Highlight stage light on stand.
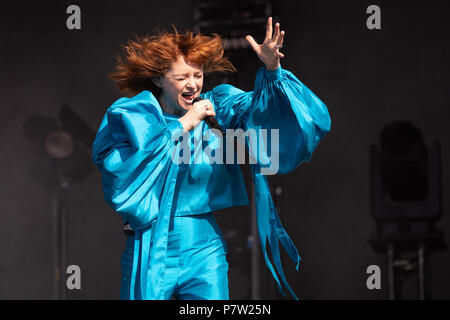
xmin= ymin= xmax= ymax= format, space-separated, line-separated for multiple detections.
xmin=23 ymin=104 xmax=95 ymax=300
xmin=369 ymin=120 xmax=446 ymax=300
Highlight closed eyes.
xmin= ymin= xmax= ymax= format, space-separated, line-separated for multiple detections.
xmin=174 ymin=74 xmax=203 ymax=81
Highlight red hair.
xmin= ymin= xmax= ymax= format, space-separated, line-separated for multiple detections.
xmin=109 ymin=28 xmax=237 ymax=97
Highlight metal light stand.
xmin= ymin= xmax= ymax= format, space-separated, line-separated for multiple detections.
xmin=370 ymin=230 xmax=445 ymax=300
xmin=250 ymin=178 xmax=261 ymax=299
xmin=52 ymin=178 xmax=70 ymax=300
xmin=370 ymin=134 xmax=446 ymax=300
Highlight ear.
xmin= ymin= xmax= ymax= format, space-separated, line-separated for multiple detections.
xmin=152 ymin=77 xmax=162 ymax=88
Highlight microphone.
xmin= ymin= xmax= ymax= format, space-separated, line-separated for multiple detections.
xmin=193 ymin=97 xmax=225 ymax=137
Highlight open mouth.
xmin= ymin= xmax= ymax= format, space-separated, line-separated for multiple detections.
xmin=181 ymin=92 xmax=196 ymax=104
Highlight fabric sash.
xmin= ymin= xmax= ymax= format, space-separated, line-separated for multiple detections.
xmin=251 ymin=164 xmax=301 ymax=300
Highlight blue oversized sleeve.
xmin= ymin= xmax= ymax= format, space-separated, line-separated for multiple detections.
xmin=207 ymin=66 xmax=331 ymax=299
xmin=92 ymin=90 xmax=184 ymax=231
xmin=208 ymin=66 xmax=331 ymax=173
xmin=93 ymin=90 xmax=187 ymax=299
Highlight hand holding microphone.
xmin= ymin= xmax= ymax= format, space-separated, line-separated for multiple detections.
xmin=193 ymin=97 xmax=226 ymax=136
xmin=178 ymin=97 xmax=225 ymax=136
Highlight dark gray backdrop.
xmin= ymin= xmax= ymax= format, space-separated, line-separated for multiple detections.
xmin=1 ymin=0 xmax=449 ymax=299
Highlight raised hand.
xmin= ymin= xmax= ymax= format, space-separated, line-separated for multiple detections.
xmin=245 ymin=17 xmax=285 ymax=71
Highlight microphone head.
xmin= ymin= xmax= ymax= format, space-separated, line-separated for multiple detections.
xmin=193 ymin=97 xmax=203 ymax=103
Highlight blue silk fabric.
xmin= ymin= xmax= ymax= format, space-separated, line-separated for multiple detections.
xmin=120 ymin=213 xmax=229 ymax=300
xmin=92 ymin=66 xmax=331 ymax=299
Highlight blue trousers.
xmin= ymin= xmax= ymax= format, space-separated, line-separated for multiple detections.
xmin=120 ymin=213 xmax=229 ymax=300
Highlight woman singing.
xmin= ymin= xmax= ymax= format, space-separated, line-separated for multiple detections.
xmin=92 ymin=17 xmax=331 ymax=300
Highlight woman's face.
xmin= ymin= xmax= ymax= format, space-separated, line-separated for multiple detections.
xmin=155 ymin=55 xmax=204 ymax=115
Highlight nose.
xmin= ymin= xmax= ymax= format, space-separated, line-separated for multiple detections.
xmin=186 ymin=77 xmax=196 ymax=90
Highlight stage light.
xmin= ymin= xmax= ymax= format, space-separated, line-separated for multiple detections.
xmin=23 ymin=104 xmax=95 ymax=300
xmin=380 ymin=121 xmax=428 ymax=203
xmin=24 ymin=104 xmax=95 ymax=186
xmin=44 ymin=130 xmax=75 ymax=160
xmin=194 ymin=0 xmax=274 ymax=51
xmin=370 ymin=120 xmax=442 ymax=222
xmin=369 ymin=120 xmax=446 ymax=300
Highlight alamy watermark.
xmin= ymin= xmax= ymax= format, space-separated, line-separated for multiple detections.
xmin=366 ymin=5 xmax=381 ymax=30
xmin=366 ymin=265 xmax=381 ymax=290
xmin=66 ymin=265 xmax=81 ymax=290
xmin=170 ymin=128 xmax=279 ymax=175
xmin=66 ymin=5 xmax=81 ymax=30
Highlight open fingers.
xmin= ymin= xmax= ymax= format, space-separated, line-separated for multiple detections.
xmin=272 ymin=22 xmax=281 ymax=44
xmin=245 ymin=35 xmax=260 ymax=53
xmin=265 ymin=16 xmax=273 ymax=41
xmin=276 ymin=30 xmax=285 ymax=59
xmin=277 ymin=30 xmax=285 ymax=47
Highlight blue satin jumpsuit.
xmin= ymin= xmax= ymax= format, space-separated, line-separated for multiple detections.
xmin=92 ymin=66 xmax=331 ymax=300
